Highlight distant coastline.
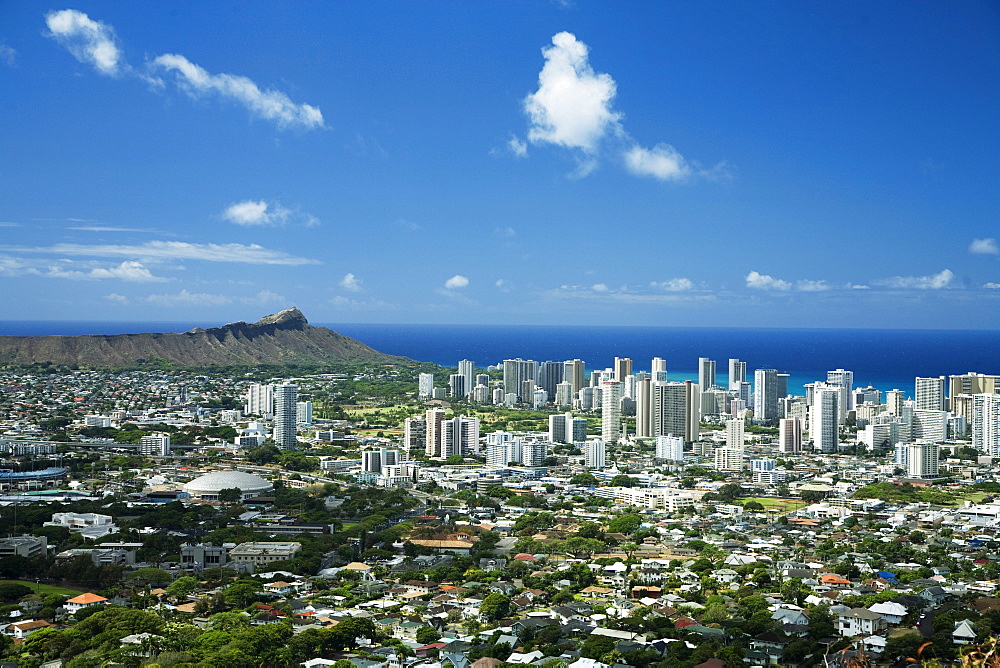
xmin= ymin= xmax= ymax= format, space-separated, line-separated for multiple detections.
xmin=2 ymin=320 xmax=996 ymax=396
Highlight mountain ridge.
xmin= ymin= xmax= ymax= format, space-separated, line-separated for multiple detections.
xmin=0 ymin=308 xmax=404 ymax=367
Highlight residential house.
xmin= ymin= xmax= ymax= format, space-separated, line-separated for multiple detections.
xmin=837 ymin=608 xmax=888 ymax=637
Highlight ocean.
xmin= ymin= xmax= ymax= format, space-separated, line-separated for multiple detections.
xmin=2 ymin=320 xmax=997 ymax=397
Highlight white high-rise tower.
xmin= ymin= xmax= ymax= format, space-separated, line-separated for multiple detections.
xmin=272 ymin=383 xmax=298 ymax=449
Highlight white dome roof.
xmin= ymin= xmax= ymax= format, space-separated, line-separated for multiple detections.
xmin=184 ymin=470 xmax=272 ymax=494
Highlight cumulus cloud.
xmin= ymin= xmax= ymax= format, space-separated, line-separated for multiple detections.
xmin=745 ymin=271 xmax=792 ymax=291
xmin=521 ymin=32 xmax=707 ymax=181
xmin=104 ymin=293 xmax=129 ymax=304
xmin=444 ymin=275 xmax=469 ymax=289
xmin=5 ymin=241 xmax=319 ymax=265
xmin=985 ymin=283 xmax=1000 ymax=289
xmin=970 ymin=238 xmax=1000 ymax=255
xmin=150 ymin=53 xmax=324 ymax=130
xmin=146 ymin=289 xmax=233 ymax=306
xmin=591 ymin=283 xmax=610 ymax=292
xmin=624 ymin=144 xmax=690 ymax=181
xmin=44 ymin=9 xmax=323 ymax=131
xmin=495 ymin=279 xmax=511 ymax=292
xmin=340 ymin=273 xmax=362 ymax=292
xmin=45 ymin=9 xmax=122 ymax=76
xmin=524 ymin=32 xmax=622 ymax=155
xmin=46 ymin=260 xmax=166 ymax=282
xmin=881 ymin=269 xmax=955 ymax=290
xmin=650 ymin=278 xmax=694 ymax=292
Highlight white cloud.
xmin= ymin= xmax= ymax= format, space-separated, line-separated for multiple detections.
xmin=591 ymin=283 xmax=609 ymax=292
xmin=524 ymin=32 xmax=622 ymax=155
xmin=444 ymin=275 xmax=469 ymax=289
xmin=745 ymin=271 xmax=792 ymax=291
xmin=850 ymin=284 xmax=870 ymax=290
xmin=650 ymin=278 xmax=694 ymax=292
xmin=241 ymin=290 xmax=285 ymax=306
xmin=507 ymin=136 xmax=528 ymax=158
xmin=796 ymin=279 xmax=830 ymax=292
xmin=522 ymin=32 xmax=708 ymax=181
xmin=624 ymin=144 xmax=690 ymax=181
xmin=340 ymin=273 xmax=362 ymax=292
xmin=44 ymin=9 xmax=323 ymax=131
xmin=45 ymin=9 xmax=122 ymax=76
xmin=0 ymin=222 xmax=20 ymax=227
xmin=46 ymin=260 xmax=166 ymax=282
xmin=6 ymin=241 xmax=319 ymax=265
xmin=494 ymin=226 xmax=517 ymax=238
xmin=104 ymin=293 xmax=129 ymax=304
xmin=882 ymin=269 xmax=955 ymax=290
xmin=970 ymin=238 xmax=1000 ymax=255
xmin=495 ymin=279 xmax=511 ymax=292
xmin=0 ymin=44 xmax=16 ymax=67
xmin=222 ymin=200 xmax=292 ymax=226
xmin=147 ymin=289 xmax=232 ymax=306
xmin=150 ymin=53 xmax=324 ymax=130
xmin=984 ymin=283 xmax=1000 ymax=289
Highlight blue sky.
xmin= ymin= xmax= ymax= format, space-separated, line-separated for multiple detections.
xmin=1 ymin=1 xmax=998 ymax=328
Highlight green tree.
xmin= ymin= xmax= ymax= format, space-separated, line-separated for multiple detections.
xmin=165 ymin=575 xmax=200 ymax=601
xmin=480 ymin=592 xmax=512 ymax=621
xmin=217 ymin=487 xmax=243 ymax=504
xmin=415 ymin=626 xmax=442 ymax=644
xmin=607 ymin=514 xmax=642 ymax=535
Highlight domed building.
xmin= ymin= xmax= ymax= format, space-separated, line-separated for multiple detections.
xmin=183 ymin=470 xmax=273 ymax=501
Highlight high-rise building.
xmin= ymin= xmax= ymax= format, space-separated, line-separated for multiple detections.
xmin=777 ymin=373 xmax=790 ymax=402
xmin=635 ymin=377 xmax=653 ymax=437
xmin=601 ymin=380 xmax=623 ymax=443
xmin=538 ymin=361 xmax=564 ymax=400
xmin=521 ymin=439 xmax=547 ymax=467
xmin=564 ymin=359 xmax=586 ymax=395
xmin=714 ymin=446 xmax=744 ymax=471
xmin=778 ymin=417 xmax=802 ymax=453
xmin=449 ymin=374 xmax=466 ymax=398
xmin=726 ymin=418 xmax=745 ymax=449
xmin=907 ymin=442 xmax=940 ymax=478
xmin=139 ymin=434 xmax=171 ymax=456
xmin=653 ymin=381 xmax=699 ymax=443
xmin=915 ymin=376 xmax=947 ymax=411
xmin=418 ymin=373 xmax=434 ymax=399
xmin=698 ymin=358 xmax=717 ymax=391
xmin=614 ymin=357 xmax=633 ymax=383
xmin=296 ymin=401 xmax=313 ymax=426
xmin=753 ymin=369 xmax=780 ymax=421
xmin=811 ymin=384 xmax=840 ymax=453
xmin=655 ymin=435 xmax=684 ymax=461
xmin=584 ymin=440 xmax=606 ymax=469
xmin=458 ymin=360 xmax=475 ymax=397
xmin=950 ymin=373 xmax=1000 ymax=408
xmin=425 ymin=409 xmax=446 ymax=457
xmin=503 ymin=359 xmax=538 ymax=403
xmin=549 ymin=412 xmax=587 ymax=444
xmin=972 ymin=394 xmax=1000 ymax=456
xmin=886 ymin=389 xmax=905 ymax=416
xmin=245 ymin=383 xmax=273 ymax=417
xmin=728 ymin=359 xmax=746 ymax=391
xmin=826 ymin=369 xmax=854 ymax=416
xmin=442 ymin=416 xmax=479 ymax=458
xmin=272 ymin=383 xmax=298 ymax=449
xmin=403 ymin=417 xmax=426 ymax=456
xmin=913 ymin=409 xmax=948 ymax=443
xmin=555 ymin=381 xmax=574 ymax=408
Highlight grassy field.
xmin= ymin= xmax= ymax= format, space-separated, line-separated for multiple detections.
xmin=0 ymin=580 xmax=86 ymax=597
xmin=743 ymin=497 xmax=808 ymax=513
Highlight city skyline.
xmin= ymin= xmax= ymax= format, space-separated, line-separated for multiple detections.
xmin=1 ymin=2 xmax=999 ymax=328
